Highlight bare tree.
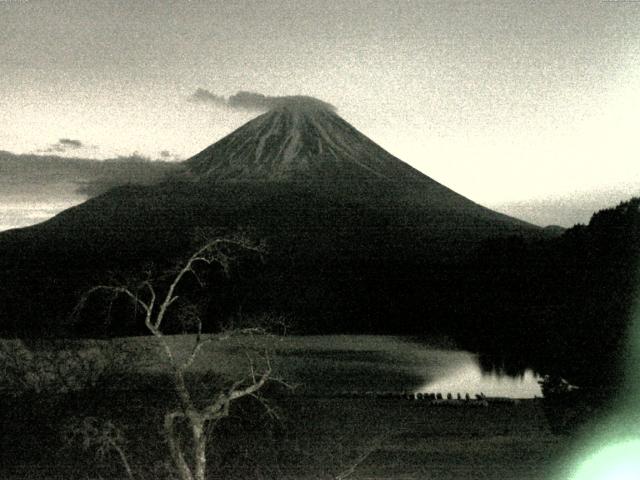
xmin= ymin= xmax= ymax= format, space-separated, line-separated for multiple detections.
xmin=75 ymin=234 xmax=284 ymax=480
xmin=64 ymin=417 xmax=136 ymax=480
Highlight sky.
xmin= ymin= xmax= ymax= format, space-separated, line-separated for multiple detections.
xmin=1 ymin=0 xmax=640 ymax=227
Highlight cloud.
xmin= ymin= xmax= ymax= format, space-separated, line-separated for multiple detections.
xmin=187 ymin=88 xmax=227 ymax=107
xmin=75 ymin=153 xmax=183 ymax=196
xmin=40 ymin=138 xmax=87 ymax=154
xmin=187 ymin=89 xmax=269 ymax=110
xmin=159 ymin=150 xmax=181 ymax=161
xmin=187 ymin=89 xmax=335 ymax=112
xmin=58 ymin=138 xmax=83 ymax=148
xmin=0 ymin=150 xmax=182 ymax=200
xmin=227 ymin=91 xmax=273 ymax=111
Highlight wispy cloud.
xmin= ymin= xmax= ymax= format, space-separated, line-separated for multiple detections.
xmin=0 ymin=150 xmax=182 ymax=199
xmin=187 ymin=88 xmax=227 ymax=107
xmin=187 ymin=89 xmax=335 ymax=112
xmin=39 ymin=138 xmax=92 ymax=154
xmin=226 ymin=91 xmax=274 ymax=111
xmin=58 ymin=138 xmax=83 ymax=148
xmin=160 ymin=150 xmax=182 ymax=161
xmin=187 ymin=89 xmax=271 ymax=110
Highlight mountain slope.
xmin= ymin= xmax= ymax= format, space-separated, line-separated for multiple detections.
xmin=183 ymin=96 xmax=532 ymax=222
xmin=186 ymin=96 xmax=432 ymax=183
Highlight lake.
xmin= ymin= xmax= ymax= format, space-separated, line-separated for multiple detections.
xmin=268 ymin=336 xmax=542 ymax=398
xmin=158 ymin=335 xmax=543 ymax=398
xmin=1 ymin=335 xmax=542 ymax=398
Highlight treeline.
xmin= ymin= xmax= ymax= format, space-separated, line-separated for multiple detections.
xmin=452 ymin=197 xmax=640 ymax=390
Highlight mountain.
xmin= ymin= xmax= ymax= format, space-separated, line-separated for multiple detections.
xmin=183 ymin=96 xmax=531 ymax=216
xmin=186 ymin=96 xmax=448 ymax=183
xmin=0 ymin=97 xmax=544 ymax=337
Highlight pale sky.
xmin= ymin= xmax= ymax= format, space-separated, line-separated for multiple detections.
xmin=1 ymin=0 xmax=640 ymax=227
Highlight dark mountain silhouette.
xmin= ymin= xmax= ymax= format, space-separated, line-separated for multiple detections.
xmin=0 ymin=97 xmax=544 ymax=337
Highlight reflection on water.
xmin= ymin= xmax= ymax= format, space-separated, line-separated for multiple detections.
xmin=258 ymin=336 xmax=542 ymax=398
xmin=417 ymin=352 xmax=542 ymax=398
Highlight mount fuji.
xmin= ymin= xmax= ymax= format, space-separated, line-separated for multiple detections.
xmin=0 ymin=97 xmax=543 ymax=336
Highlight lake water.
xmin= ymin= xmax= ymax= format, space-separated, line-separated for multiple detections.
xmin=187 ymin=335 xmax=543 ymax=399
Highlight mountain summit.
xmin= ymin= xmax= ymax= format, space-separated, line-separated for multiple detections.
xmin=185 ymin=96 xmax=428 ymax=183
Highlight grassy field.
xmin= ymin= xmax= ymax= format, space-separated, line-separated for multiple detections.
xmin=1 ymin=394 xmax=571 ymax=480
xmin=259 ymin=397 xmax=567 ymax=480
xmin=1 ymin=335 xmax=569 ymax=479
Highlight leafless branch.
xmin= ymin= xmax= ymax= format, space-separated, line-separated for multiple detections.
xmin=72 ymin=234 xmax=274 ymax=480
xmin=334 ymin=435 xmax=385 ymax=480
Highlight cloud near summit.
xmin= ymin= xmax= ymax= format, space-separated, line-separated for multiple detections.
xmin=188 ymin=89 xmax=335 ymax=112
xmin=188 ymin=90 xmax=273 ymax=110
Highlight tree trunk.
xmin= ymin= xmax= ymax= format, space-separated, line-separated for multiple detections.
xmin=165 ymin=412 xmax=194 ymax=480
xmin=192 ymin=420 xmax=207 ymax=480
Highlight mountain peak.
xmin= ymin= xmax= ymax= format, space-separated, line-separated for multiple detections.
xmin=184 ymin=101 xmax=428 ymax=183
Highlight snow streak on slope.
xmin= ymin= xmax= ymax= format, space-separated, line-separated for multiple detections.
xmin=185 ymin=97 xmax=430 ymax=184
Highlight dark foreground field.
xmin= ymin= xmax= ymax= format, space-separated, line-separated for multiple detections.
xmin=0 ymin=336 xmax=576 ymax=479
xmin=1 ymin=390 xmax=571 ymax=480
